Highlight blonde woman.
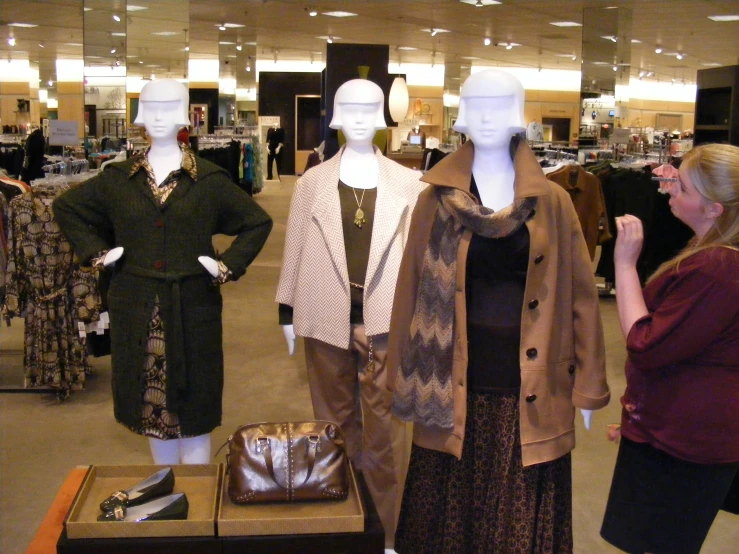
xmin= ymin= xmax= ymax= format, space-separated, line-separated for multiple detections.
xmin=601 ymin=143 xmax=739 ymax=554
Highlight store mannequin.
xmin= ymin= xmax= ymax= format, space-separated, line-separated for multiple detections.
xmin=406 ymin=125 xmax=425 ymax=147
xmin=266 ymin=123 xmax=285 ymax=180
xmin=387 ymin=69 xmax=609 ymax=552
xmin=276 ymin=79 xmax=426 ymax=550
xmin=54 ymin=79 xmax=272 ymax=466
xmin=451 ymin=72 xmax=594 ymax=428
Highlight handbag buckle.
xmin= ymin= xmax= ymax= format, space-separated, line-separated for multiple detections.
xmin=256 ymin=436 xmax=269 ymax=454
xmin=308 ymin=434 xmax=320 ymax=452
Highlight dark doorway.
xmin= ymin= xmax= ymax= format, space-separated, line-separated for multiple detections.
xmin=543 ymin=117 xmax=571 ymax=142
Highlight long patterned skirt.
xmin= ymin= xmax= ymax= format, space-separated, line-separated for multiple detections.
xmin=395 ymin=392 xmax=573 ymax=554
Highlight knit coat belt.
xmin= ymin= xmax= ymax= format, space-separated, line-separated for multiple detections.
xmin=122 ymin=265 xmax=206 ymax=405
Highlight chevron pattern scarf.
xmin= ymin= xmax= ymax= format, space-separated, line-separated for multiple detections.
xmin=392 ymin=186 xmax=537 ymax=429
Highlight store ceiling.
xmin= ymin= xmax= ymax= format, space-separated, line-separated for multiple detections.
xmin=1 ymin=0 xmax=738 ymax=94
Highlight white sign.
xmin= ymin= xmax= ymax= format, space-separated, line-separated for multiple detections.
xmin=49 ymin=120 xmax=80 ymax=146
xmin=258 ymin=116 xmax=280 ymax=127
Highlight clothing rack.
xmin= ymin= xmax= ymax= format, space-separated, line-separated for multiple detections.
xmin=41 ymin=159 xmax=90 ymax=176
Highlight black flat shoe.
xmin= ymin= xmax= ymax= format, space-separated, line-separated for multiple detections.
xmin=97 ymin=493 xmax=189 ymax=522
xmin=99 ymin=467 xmax=175 ymax=512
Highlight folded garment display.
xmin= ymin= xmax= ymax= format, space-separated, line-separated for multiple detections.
xmin=99 ymin=467 xmax=175 ymax=512
xmin=97 ymin=492 xmax=189 ymax=522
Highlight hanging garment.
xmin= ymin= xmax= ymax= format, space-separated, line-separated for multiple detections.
xmin=2 ymin=186 xmax=98 ymax=399
xmin=547 ymin=164 xmax=611 ymax=260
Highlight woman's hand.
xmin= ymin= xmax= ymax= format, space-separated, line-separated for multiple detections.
xmin=606 ymin=424 xmax=621 ymax=443
xmin=614 ymin=215 xmax=644 ymax=268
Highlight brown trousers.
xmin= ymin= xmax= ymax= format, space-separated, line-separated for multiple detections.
xmin=304 ymin=326 xmax=409 ymax=548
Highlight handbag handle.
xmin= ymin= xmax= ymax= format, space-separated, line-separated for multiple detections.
xmin=258 ymin=434 xmax=319 ymax=490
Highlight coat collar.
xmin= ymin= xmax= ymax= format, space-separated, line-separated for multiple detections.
xmin=421 ymin=136 xmax=551 ymax=200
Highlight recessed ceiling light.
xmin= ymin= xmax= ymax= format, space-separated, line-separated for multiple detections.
xmin=422 ymin=28 xmax=450 ymax=34
xmin=397 ymin=46 xmax=417 ymax=50
xmin=83 ymin=7 xmax=92 ymax=11
xmin=218 ymin=25 xmax=226 ymax=31
xmin=676 ymin=53 xmax=684 ymax=60
xmin=245 ymin=41 xmax=256 ymax=46
xmin=110 ymin=48 xmax=116 ymax=54
xmin=151 ymin=31 xmax=178 ymax=36
xmin=113 ymin=14 xmax=121 ymax=22
xmin=655 ymin=46 xmax=663 ymax=53
xmin=219 ymin=41 xmax=235 ymax=45
xmin=309 ymin=10 xmax=318 ymax=16
xmin=38 ymin=43 xmax=45 ymax=48
xmin=549 ymin=21 xmax=582 ymax=27
xmin=700 ymin=62 xmax=722 ymax=66
xmin=484 ymin=37 xmax=491 ymax=46
xmin=111 ymin=32 xmax=126 ymax=37
xmin=227 ymin=55 xmax=237 ymax=58
xmin=601 ymin=35 xmax=618 ymax=42
xmin=236 ymin=44 xmax=242 ymax=51
xmin=221 ymin=23 xmax=245 ymax=28
xmin=65 ymin=42 xmax=83 ymax=46
xmin=7 ymin=37 xmax=16 ymax=46
xmin=460 ymin=0 xmax=502 ymax=5
xmin=316 ymin=36 xmax=341 ymax=42
xmin=126 ymin=5 xmax=149 ymax=11
xmin=461 ymin=56 xmax=481 ymax=60
xmin=631 ymin=39 xmax=641 ymax=43
xmin=8 ymin=22 xmax=38 ymax=28
xmin=322 ymin=11 xmax=357 ymax=17
xmin=707 ymin=15 xmax=739 ymax=21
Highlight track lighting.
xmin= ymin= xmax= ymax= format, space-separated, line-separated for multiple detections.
xmin=185 ymin=45 xmax=189 ymax=51
xmin=655 ymin=46 xmax=663 ymax=54
xmin=236 ymin=44 xmax=242 ymax=51
xmin=113 ymin=14 xmax=121 ymax=22
xmin=48 ymin=79 xmax=53 ymax=86
xmin=7 ymin=37 xmax=15 ymax=46
xmin=327 ymin=36 xmax=333 ymax=43
xmin=506 ymin=44 xmax=513 ymax=50
xmin=309 ymin=10 xmax=317 ymax=16
xmin=431 ymin=29 xmax=438 ymax=37
xmin=219 ymin=24 xmax=226 ymax=31
xmin=484 ymin=37 xmax=491 ymax=46
xmin=676 ymin=53 xmax=684 ymax=60
xmin=111 ymin=48 xmax=116 ymax=54
xmin=613 ymin=65 xmax=618 ymax=71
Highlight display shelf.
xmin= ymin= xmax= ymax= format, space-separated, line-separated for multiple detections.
xmin=694 ymin=65 xmax=739 ymax=146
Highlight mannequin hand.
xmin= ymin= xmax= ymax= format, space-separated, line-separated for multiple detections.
xmin=103 ymin=247 xmax=124 ymax=267
xmin=581 ymin=409 xmax=593 ymax=431
xmin=198 ymin=256 xmax=219 ymax=278
xmin=282 ymin=324 xmax=296 ymax=356
xmin=266 ymin=148 xmax=271 ymax=155
xmin=275 ymin=144 xmax=282 ymax=154
xmin=614 ymin=215 xmax=644 ymax=268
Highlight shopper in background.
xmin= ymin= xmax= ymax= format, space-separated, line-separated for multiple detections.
xmin=601 ymin=143 xmax=739 ymax=554
xmin=387 ymin=69 xmax=610 ymax=554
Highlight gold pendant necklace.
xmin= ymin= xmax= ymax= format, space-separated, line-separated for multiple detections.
xmin=352 ymin=186 xmax=367 ymax=228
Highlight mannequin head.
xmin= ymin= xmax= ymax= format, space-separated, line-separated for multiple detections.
xmin=453 ymin=69 xmax=525 ymax=149
xmin=134 ymin=79 xmax=190 ymax=140
xmin=329 ymin=79 xmax=387 ymax=142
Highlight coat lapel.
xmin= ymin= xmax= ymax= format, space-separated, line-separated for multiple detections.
xmin=160 ymin=172 xmax=194 ymax=211
xmin=366 ymin=154 xmax=408 ymax=289
xmin=311 ymin=155 xmax=349 ymax=286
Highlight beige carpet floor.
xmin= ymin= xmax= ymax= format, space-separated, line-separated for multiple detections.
xmin=1 ymin=175 xmax=736 ymax=553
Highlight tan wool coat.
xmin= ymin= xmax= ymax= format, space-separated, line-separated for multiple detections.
xmin=387 ymin=140 xmax=611 ymax=467
xmin=276 ymin=146 xmax=426 ymax=349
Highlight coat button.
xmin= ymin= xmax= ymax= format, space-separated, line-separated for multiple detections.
xmin=153 ymin=260 xmax=164 ymax=269
xmin=534 ymin=255 xmax=544 ymax=264
xmin=155 ymin=219 xmax=164 ymax=228
xmin=528 ymin=299 xmax=539 ymax=309
xmin=568 ymin=365 xmax=575 ymax=375
xmin=526 ymin=347 xmax=538 ymax=359
xmin=526 ymin=394 xmax=537 ymax=402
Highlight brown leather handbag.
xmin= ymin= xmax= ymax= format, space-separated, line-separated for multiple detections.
xmin=223 ymin=421 xmax=349 ymax=504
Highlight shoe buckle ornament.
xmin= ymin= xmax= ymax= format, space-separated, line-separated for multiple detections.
xmin=113 ymin=505 xmax=126 ymax=521
xmin=112 ymin=490 xmax=128 ymax=502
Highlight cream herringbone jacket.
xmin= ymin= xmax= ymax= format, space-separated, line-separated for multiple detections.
xmin=276 ymin=146 xmax=425 ymax=349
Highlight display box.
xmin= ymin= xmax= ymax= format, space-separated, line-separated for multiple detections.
xmin=64 ymin=464 xmax=221 ymax=540
xmin=217 ymin=463 xmax=365 ymax=536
